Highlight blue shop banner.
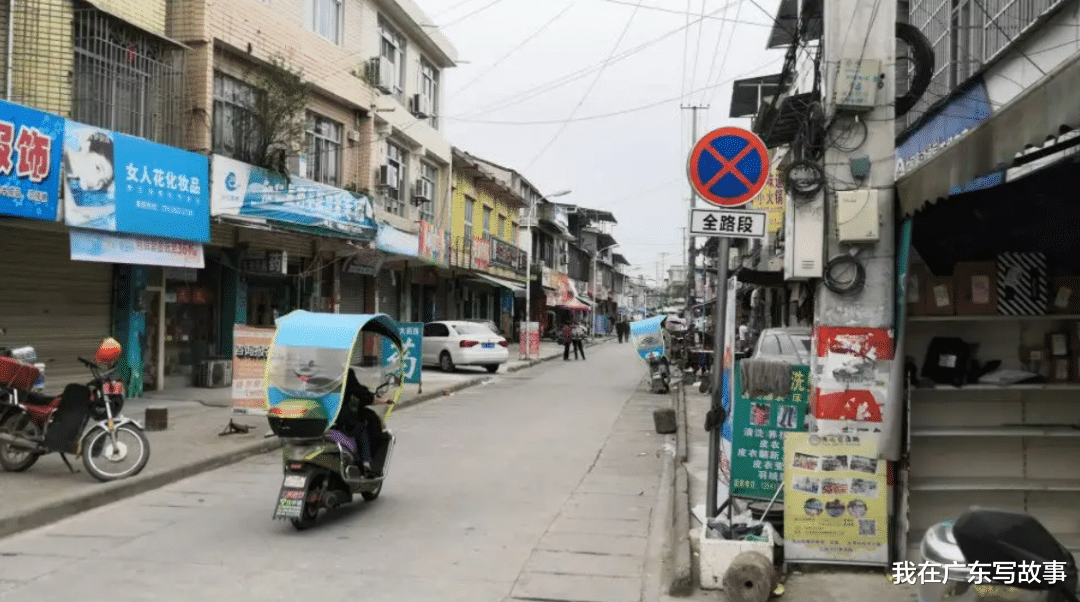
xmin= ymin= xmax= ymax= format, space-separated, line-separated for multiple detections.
xmin=376 ymin=222 xmax=420 ymax=257
xmin=62 ymin=120 xmax=210 ymax=242
xmin=0 ymin=99 xmax=64 ymax=221
xmin=210 ymin=154 xmax=376 ymax=240
xmin=896 ymin=81 xmax=1004 ymax=195
xmin=381 ymin=322 xmax=422 ymax=385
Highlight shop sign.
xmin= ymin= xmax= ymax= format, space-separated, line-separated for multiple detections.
xmin=344 ymin=246 xmax=380 ymax=276
xmin=473 ymin=237 xmax=490 ymax=271
xmin=782 ymin=431 xmax=889 ymax=566
xmin=376 ymin=223 xmax=419 ymax=258
xmin=490 ymin=238 xmax=522 ymax=268
xmin=811 ymin=327 xmax=895 ymax=459
xmin=242 ymin=250 xmax=287 ymax=275
xmin=417 ymin=221 xmax=449 ymax=266
xmin=730 ymin=364 xmax=809 ymax=501
xmin=0 ymin=99 xmax=63 ymax=221
xmin=895 ymin=81 xmax=1004 ymax=193
xmin=381 ymin=321 xmax=422 ymax=385
xmin=541 ymin=266 xmax=556 ymax=289
xmin=231 ymin=325 xmax=275 ymax=415
xmin=63 ymin=120 xmax=210 ymax=242
xmin=69 ymin=228 xmax=205 ymax=269
xmin=163 ymin=267 xmax=198 ymax=282
xmin=210 ymin=154 xmax=376 ymax=240
xmin=750 ymin=165 xmax=785 ymax=233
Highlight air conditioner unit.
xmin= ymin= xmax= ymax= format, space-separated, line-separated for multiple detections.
xmin=367 ymin=56 xmax=394 ymax=94
xmin=411 ymin=94 xmax=430 ymax=118
xmin=412 ymin=178 xmax=432 ymax=205
xmin=379 ymin=164 xmax=398 ymax=190
xmin=197 ymin=359 xmax=233 ymax=388
xmin=347 ymin=129 xmax=362 ymax=142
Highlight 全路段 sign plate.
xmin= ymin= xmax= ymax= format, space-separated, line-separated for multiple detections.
xmin=689 ymin=207 xmax=767 ymax=239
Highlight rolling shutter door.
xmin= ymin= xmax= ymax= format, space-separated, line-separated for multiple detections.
xmin=340 ymin=273 xmax=366 ymax=314
xmin=236 ymin=227 xmax=314 ymax=259
xmin=0 ymin=225 xmax=112 ymax=392
xmin=377 ymin=270 xmax=399 ymax=319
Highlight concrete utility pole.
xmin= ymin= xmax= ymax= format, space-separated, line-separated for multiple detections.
xmin=682 ymin=105 xmax=708 ymax=318
xmin=818 ymin=0 xmax=899 ymax=456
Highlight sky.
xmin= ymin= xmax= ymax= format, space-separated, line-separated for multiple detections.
xmin=415 ymin=0 xmax=788 ymax=283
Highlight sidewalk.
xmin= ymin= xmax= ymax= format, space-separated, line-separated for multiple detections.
xmin=670 ymin=381 xmax=919 ymax=601
xmin=0 ymin=338 xmax=609 ymax=540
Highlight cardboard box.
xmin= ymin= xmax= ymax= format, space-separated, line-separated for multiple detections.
xmin=955 ymin=262 xmax=998 ymax=315
xmin=1049 ymin=356 xmax=1072 ymax=383
xmin=921 ymin=275 xmax=956 ymax=316
xmin=1019 ymin=344 xmax=1048 ymax=377
xmin=906 ymin=264 xmax=930 ymax=316
xmin=1049 ymin=277 xmax=1080 ymax=315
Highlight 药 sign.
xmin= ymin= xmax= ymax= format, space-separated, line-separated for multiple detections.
xmin=689 ymin=208 xmax=766 ymax=238
xmin=382 ymin=322 xmax=422 ymax=385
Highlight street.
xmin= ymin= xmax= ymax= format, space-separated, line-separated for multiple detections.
xmin=0 ymin=343 xmax=671 ymax=602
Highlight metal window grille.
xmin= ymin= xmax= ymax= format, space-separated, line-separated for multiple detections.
xmin=212 ymin=72 xmax=263 ymax=162
xmin=305 ymin=112 xmax=342 ymax=186
xmin=71 ymin=7 xmax=184 ymax=146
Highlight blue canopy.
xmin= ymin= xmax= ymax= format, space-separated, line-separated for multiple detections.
xmin=629 ymin=315 xmax=666 ymax=361
xmin=273 ymin=310 xmax=402 ymax=351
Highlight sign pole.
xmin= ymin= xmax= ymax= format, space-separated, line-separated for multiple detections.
xmin=705 ymin=237 xmax=730 ymax=521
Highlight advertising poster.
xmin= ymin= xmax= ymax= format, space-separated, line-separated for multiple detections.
xmin=232 ymin=325 xmax=276 ymax=415
xmin=210 ymin=154 xmax=375 ymax=240
xmin=718 ymin=276 xmax=737 ymax=485
xmin=381 ymin=322 xmax=422 ymax=385
xmin=0 ymin=99 xmax=64 ymax=221
xmin=70 ymin=228 xmax=205 ymax=269
xmin=730 ymin=364 xmax=810 ymax=501
xmin=418 ymin=221 xmax=449 ymax=266
xmin=750 ymin=166 xmax=785 ymax=233
xmin=63 ymin=120 xmax=210 ymax=242
xmin=783 ymin=431 xmax=889 ymax=566
xmin=811 ymin=327 xmax=895 ymax=456
xmin=519 ymin=321 xmax=540 ymax=359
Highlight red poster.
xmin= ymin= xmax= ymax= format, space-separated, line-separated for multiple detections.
xmin=815 ymin=326 xmax=895 ymax=360
xmin=812 ymin=389 xmax=884 ymax=423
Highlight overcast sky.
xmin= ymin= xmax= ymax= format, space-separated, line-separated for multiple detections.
xmin=419 ymin=0 xmax=787 ymax=282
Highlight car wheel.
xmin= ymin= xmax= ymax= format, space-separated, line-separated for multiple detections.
xmin=485 ymin=364 xmax=499 ymax=374
xmin=440 ymin=351 xmax=456 ymax=372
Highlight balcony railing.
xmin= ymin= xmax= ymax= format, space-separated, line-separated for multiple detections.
xmin=450 ymin=235 xmax=528 ymax=276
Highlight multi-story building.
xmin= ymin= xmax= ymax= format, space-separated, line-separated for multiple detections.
xmin=561 ymin=205 xmax=622 ymax=334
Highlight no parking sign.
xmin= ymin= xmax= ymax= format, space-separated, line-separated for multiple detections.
xmin=687 ymin=127 xmax=770 ymax=208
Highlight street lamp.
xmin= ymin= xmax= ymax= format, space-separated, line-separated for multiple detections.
xmin=591 ymin=243 xmax=619 ymax=337
xmin=522 ymin=188 xmax=571 ymax=359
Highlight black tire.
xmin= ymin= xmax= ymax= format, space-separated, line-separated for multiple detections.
xmin=485 ymin=364 xmax=499 ymax=374
xmin=439 ymin=351 xmax=456 ymax=372
xmin=0 ymin=414 xmax=40 ymax=472
xmin=291 ymin=475 xmax=325 ymax=530
xmin=896 ymin=22 xmax=934 ymax=117
xmin=361 ymin=481 xmax=383 ymax=501
xmin=81 ymin=424 xmax=151 ymax=482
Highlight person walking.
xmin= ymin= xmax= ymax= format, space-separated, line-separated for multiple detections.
xmin=571 ymin=320 xmax=587 ymax=360
xmin=560 ymin=320 xmax=574 ymax=361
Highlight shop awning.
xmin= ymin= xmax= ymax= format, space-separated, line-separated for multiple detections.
xmin=557 ymin=297 xmax=591 ymax=311
xmin=468 ymin=272 xmax=526 ymax=294
xmin=897 ymin=47 xmax=1080 ymax=216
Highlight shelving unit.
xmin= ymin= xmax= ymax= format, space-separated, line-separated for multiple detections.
xmin=909 ymin=477 xmax=1080 ymax=492
xmin=912 ymin=426 xmax=1080 ymax=437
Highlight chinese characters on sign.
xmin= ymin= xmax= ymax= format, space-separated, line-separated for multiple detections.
xmin=689 ymin=208 xmax=767 ymax=239
xmin=69 ymin=229 xmax=206 ymax=269
xmin=891 ymin=560 xmax=1071 ymax=586
xmin=0 ymin=99 xmax=64 ymax=221
xmin=231 ymin=325 xmax=275 ymax=416
xmin=382 ymin=322 xmax=422 ymax=385
xmin=750 ymin=168 xmax=785 ymax=233
xmin=783 ymin=431 xmax=889 ymax=566
xmin=730 ymin=364 xmax=809 ymax=500
xmin=241 ymin=250 xmax=288 ymax=275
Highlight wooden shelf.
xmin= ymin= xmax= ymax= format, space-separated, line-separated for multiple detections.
xmin=909 ymin=477 xmax=1080 ymax=492
xmin=908 ymin=314 xmax=1080 ymax=322
xmin=912 ymin=426 xmax=1080 ymax=437
xmin=913 ymin=383 xmax=1080 ymax=391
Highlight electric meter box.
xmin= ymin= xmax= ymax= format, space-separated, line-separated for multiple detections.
xmin=836 ymin=189 xmax=880 ymax=243
xmin=833 ymin=59 xmax=881 ymax=112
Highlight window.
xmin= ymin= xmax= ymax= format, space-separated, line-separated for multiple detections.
xmin=305 ymin=112 xmax=342 ymax=185
xmin=419 ymin=58 xmax=439 ymax=127
xmin=307 ymin=0 xmax=342 ymax=44
xmin=497 ymin=215 xmax=506 ymax=240
xmin=463 ymin=196 xmax=475 ymax=239
xmin=418 ymin=162 xmax=436 ymax=223
xmin=379 ymin=19 xmax=406 ymax=97
xmin=212 ymin=73 xmax=262 ymax=162
xmin=384 ymin=141 xmax=406 ymax=216
xmin=423 ymin=323 xmax=449 ymax=338
xmin=483 ymin=206 xmax=492 ymax=238
xmin=758 ymin=336 xmax=781 ymax=357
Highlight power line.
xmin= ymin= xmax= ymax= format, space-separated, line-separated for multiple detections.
xmin=441 ymin=0 xmax=511 ymax=28
xmin=703 ymin=0 xmax=744 ymax=107
xmin=593 ymin=0 xmax=769 ymax=25
xmin=523 ymin=0 xmax=647 ymax=171
xmin=689 ymin=0 xmax=709 ymax=97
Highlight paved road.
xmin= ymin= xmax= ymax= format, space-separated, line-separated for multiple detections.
xmin=0 ymin=344 xmax=670 ymax=602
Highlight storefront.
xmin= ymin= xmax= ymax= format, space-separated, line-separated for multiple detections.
xmin=374 ymin=222 xmax=421 ymax=321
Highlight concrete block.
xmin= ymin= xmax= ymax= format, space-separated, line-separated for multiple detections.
xmin=144 ymin=407 xmax=168 ymax=431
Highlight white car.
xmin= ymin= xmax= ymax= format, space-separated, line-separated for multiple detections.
xmin=422 ymin=321 xmax=509 ymax=373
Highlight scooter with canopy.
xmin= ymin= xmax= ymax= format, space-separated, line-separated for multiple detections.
xmin=629 ymin=315 xmax=672 ymax=394
xmin=264 ymin=311 xmax=405 ymax=530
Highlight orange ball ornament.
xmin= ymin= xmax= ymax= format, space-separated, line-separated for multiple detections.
xmin=96 ymin=337 xmax=123 ymax=368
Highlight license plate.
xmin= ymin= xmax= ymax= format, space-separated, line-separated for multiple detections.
xmin=283 ymin=474 xmax=307 ymax=488
xmin=482 ymin=343 xmax=495 ymax=348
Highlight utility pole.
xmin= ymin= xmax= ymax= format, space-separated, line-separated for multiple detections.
xmin=682 ymin=105 xmax=708 ymax=321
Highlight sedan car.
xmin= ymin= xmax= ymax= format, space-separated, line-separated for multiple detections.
xmin=752 ymin=326 xmax=813 ymax=366
xmin=422 ymin=321 xmax=509 ymax=373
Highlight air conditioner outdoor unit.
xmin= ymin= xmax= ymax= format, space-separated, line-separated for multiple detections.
xmin=347 ymin=129 xmax=362 ymax=142
xmin=411 ymin=94 xmax=430 ymax=118
xmin=412 ymin=178 xmax=431 ymax=204
xmin=367 ymin=56 xmax=394 ymax=93
xmin=379 ymin=164 xmax=398 ymax=190
xmin=197 ymin=359 xmax=233 ymax=388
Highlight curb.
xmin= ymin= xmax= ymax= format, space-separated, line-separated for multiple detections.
xmin=668 ymin=381 xmax=694 ymax=596
xmin=644 ymin=433 xmax=677 ymax=602
xmin=0 ymin=339 xmax=614 ymax=541
xmin=0 ymin=436 xmax=282 ymax=540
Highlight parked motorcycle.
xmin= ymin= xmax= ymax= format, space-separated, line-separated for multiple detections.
xmin=629 ymin=315 xmax=672 ymax=394
xmin=265 ymin=311 xmax=405 ymax=530
xmin=0 ymin=338 xmax=150 ymax=482
xmin=0 ymin=338 xmax=46 ymax=393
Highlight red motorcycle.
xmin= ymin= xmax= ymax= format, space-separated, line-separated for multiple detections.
xmin=0 ymin=338 xmax=150 ymax=482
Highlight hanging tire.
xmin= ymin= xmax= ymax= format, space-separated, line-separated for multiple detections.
xmin=81 ymin=423 xmax=150 ymax=482
xmin=0 ymin=414 xmax=40 ymax=472
xmin=896 ymin=22 xmax=934 ymax=117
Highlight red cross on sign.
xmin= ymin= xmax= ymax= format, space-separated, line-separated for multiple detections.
xmin=686 ymin=127 xmax=770 ymax=207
